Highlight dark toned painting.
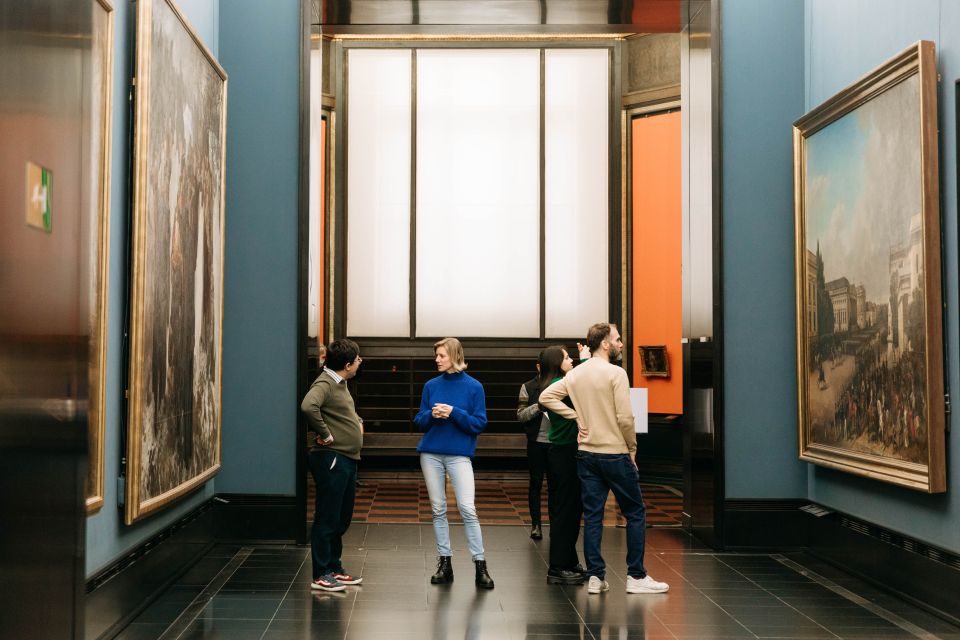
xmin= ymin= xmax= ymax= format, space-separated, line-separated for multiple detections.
xmin=793 ymin=41 xmax=944 ymax=492
xmin=638 ymin=345 xmax=670 ymax=378
xmin=127 ymin=0 xmax=227 ymax=523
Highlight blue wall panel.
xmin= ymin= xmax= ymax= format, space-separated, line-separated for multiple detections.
xmin=722 ymin=0 xmax=808 ymax=498
xmin=85 ymin=0 xmax=220 ymax=578
xmin=804 ymin=0 xmax=960 ymax=553
xmin=216 ymin=0 xmax=300 ymax=494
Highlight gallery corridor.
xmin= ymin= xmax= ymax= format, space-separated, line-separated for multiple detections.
xmin=115 ymin=525 xmax=960 ymax=640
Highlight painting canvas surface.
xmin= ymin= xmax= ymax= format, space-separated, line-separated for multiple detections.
xmin=127 ymin=0 xmax=225 ymax=522
xmin=802 ymin=75 xmax=927 ymax=464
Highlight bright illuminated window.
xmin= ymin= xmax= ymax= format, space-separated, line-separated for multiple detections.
xmin=346 ymin=49 xmax=412 ymax=337
xmin=544 ymin=49 xmax=609 ymax=337
xmin=416 ymin=50 xmax=540 ymax=337
xmin=345 ymin=47 xmax=609 ymax=339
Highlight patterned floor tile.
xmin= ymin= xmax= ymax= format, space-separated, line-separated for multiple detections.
xmin=307 ymin=477 xmax=682 ymax=527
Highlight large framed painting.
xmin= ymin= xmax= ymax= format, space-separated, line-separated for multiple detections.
xmin=84 ymin=0 xmax=114 ymax=514
xmin=126 ymin=0 xmax=227 ymax=523
xmin=793 ymin=41 xmax=944 ymax=493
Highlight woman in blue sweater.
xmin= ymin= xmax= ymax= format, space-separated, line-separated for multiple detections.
xmin=415 ymin=337 xmax=494 ymax=589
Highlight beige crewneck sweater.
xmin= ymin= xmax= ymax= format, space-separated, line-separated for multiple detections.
xmin=538 ymin=357 xmax=636 ymax=455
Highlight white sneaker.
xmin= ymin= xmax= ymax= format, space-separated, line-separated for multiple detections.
xmin=587 ymin=576 xmax=609 ymax=594
xmin=626 ymin=574 xmax=669 ymax=594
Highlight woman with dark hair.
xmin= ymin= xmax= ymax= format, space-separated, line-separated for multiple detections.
xmin=415 ymin=337 xmax=495 ymax=589
xmin=539 ymin=345 xmax=587 ymax=585
xmin=517 ymin=360 xmax=550 ymax=541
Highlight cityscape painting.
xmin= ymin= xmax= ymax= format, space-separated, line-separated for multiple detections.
xmin=126 ymin=0 xmax=227 ymax=523
xmin=793 ymin=41 xmax=944 ymax=493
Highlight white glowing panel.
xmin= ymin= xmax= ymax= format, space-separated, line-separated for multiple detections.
xmin=308 ymin=48 xmax=321 ymax=338
xmin=416 ymin=50 xmax=540 ymax=337
xmin=346 ymin=49 xmax=411 ymax=336
xmin=544 ymin=49 xmax=609 ymax=337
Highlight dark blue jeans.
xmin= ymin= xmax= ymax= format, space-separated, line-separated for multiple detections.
xmin=309 ymin=449 xmax=357 ymax=579
xmin=577 ymin=451 xmax=647 ymax=580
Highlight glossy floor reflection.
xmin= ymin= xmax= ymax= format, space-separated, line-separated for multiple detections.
xmin=115 ymin=525 xmax=960 ymax=640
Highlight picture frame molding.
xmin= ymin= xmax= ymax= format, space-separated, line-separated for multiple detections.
xmin=638 ymin=344 xmax=670 ymax=378
xmin=86 ymin=0 xmax=115 ymax=515
xmin=126 ymin=0 xmax=228 ymax=524
xmin=792 ymin=40 xmax=944 ymax=493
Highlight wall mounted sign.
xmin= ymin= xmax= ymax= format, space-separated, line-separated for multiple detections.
xmin=25 ymin=161 xmax=52 ymax=232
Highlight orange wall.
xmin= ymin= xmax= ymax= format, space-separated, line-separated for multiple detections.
xmin=631 ymin=0 xmax=681 ymax=32
xmin=631 ymin=111 xmax=683 ymax=414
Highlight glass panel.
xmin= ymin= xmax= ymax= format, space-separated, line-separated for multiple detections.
xmin=308 ymin=48 xmax=322 ymax=339
xmin=416 ymin=49 xmax=540 ymax=337
xmin=544 ymin=49 xmax=609 ymax=337
xmin=346 ymin=49 xmax=411 ymax=337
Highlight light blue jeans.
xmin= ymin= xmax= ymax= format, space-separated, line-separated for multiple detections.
xmin=420 ymin=453 xmax=485 ymax=560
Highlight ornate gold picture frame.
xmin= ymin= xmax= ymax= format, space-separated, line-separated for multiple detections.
xmin=638 ymin=345 xmax=670 ymax=378
xmin=793 ymin=41 xmax=944 ymax=492
xmin=126 ymin=0 xmax=227 ymax=523
xmin=85 ymin=0 xmax=114 ymax=514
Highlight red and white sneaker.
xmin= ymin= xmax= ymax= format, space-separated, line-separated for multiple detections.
xmin=311 ymin=575 xmax=346 ymax=592
xmin=333 ymin=571 xmax=362 ymax=585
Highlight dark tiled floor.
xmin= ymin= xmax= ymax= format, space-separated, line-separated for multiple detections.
xmin=116 ymin=525 xmax=960 ymax=640
xmin=309 ymin=477 xmax=684 ymax=526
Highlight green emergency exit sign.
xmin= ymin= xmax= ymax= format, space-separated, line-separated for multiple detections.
xmin=25 ymin=161 xmax=52 ymax=232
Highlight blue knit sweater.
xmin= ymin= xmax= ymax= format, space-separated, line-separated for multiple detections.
xmin=414 ymin=371 xmax=488 ymax=457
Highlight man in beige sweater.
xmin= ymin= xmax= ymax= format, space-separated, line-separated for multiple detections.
xmin=540 ymin=323 xmax=669 ymax=595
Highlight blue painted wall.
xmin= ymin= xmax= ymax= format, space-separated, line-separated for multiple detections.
xmin=723 ymin=0 xmax=960 ymax=553
xmin=216 ymin=0 xmax=300 ymax=495
xmin=804 ymin=0 xmax=960 ymax=553
xmin=85 ymin=0 xmax=220 ymax=578
xmin=722 ymin=0 xmax=808 ymax=499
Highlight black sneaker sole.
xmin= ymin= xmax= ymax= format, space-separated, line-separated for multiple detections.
xmin=430 ymin=576 xmax=454 ymax=584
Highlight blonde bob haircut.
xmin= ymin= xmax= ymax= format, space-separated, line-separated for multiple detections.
xmin=434 ymin=337 xmax=467 ymax=372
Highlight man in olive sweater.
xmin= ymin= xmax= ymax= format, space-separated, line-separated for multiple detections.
xmin=301 ymin=339 xmax=364 ymax=592
xmin=539 ymin=323 xmax=669 ymax=595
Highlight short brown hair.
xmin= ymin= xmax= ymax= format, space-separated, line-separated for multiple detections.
xmin=585 ymin=323 xmax=615 ymax=353
xmin=434 ymin=337 xmax=467 ymax=372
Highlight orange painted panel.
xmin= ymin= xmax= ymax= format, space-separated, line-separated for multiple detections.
xmin=318 ymin=119 xmax=326 ymax=343
xmin=630 ymin=0 xmax=681 ymax=33
xmin=631 ymin=111 xmax=682 ymax=414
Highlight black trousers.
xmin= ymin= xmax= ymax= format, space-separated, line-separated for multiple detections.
xmin=547 ymin=442 xmax=582 ymax=569
xmin=527 ymin=439 xmax=550 ymax=525
xmin=309 ymin=449 xmax=357 ymax=579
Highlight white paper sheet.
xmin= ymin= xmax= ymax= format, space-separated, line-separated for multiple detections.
xmin=630 ymin=388 xmax=648 ymax=434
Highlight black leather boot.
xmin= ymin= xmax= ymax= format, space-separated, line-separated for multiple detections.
xmin=547 ymin=566 xmax=587 ymax=585
xmin=530 ymin=524 xmax=542 ymax=540
xmin=474 ymin=559 xmax=495 ymax=589
xmin=430 ymin=556 xmax=454 ymax=584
